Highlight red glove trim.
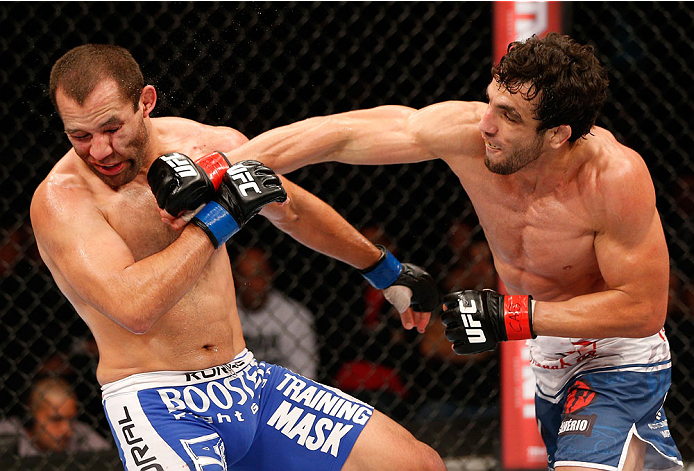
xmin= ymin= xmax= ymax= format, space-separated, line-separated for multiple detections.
xmin=503 ymin=295 xmax=534 ymax=340
xmin=196 ymin=152 xmax=230 ymax=190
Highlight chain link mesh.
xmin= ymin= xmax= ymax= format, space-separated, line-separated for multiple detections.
xmin=1 ymin=2 xmax=692 ymax=469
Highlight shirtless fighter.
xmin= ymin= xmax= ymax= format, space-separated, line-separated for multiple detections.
xmin=30 ymin=44 xmax=445 ymax=470
xmin=218 ymin=34 xmax=683 ymax=471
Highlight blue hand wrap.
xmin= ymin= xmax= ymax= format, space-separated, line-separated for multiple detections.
xmin=193 ymin=201 xmax=240 ymax=248
xmin=361 ymin=247 xmax=402 ymax=289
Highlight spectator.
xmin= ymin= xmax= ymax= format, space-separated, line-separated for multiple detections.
xmin=36 ymin=344 xmax=108 ymax=438
xmin=233 ymin=246 xmax=319 ymax=379
xmin=0 ymin=377 xmax=111 ymax=457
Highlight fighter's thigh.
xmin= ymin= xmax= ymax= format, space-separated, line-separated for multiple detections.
xmin=105 ymin=390 xmax=224 ymax=470
xmin=341 ymin=410 xmax=445 ymax=471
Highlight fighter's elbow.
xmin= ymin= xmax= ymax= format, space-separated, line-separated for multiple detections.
xmin=630 ymin=304 xmax=666 ymax=338
xmin=110 ymin=309 xmax=156 ymax=335
xmin=126 ymin=321 xmax=153 ymax=335
xmin=261 ymin=195 xmax=301 ymax=229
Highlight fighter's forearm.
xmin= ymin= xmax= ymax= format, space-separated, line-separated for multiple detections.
xmin=221 ymin=116 xmax=348 ymax=174
xmin=532 ymin=288 xmax=666 ymax=338
xmin=106 ymin=225 xmax=215 ymax=333
xmin=262 ymin=178 xmax=381 ymax=269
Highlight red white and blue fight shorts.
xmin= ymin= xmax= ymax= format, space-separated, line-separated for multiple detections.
xmin=102 ymin=349 xmax=373 ymax=470
xmin=536 ymin=366 xmax=682 ymax=470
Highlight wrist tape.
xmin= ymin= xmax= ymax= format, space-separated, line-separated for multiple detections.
xmin=192 ymin=201 xmax=240 ymax=249
xmin=503 ymin=294 xmax=535 ymax=340
xmin=360 ymin=245 xmax=402 ymax=290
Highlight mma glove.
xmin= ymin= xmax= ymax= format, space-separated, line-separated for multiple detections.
xmin=147 ymin=151 xmax=231 ymax=216
xmin=440 ymin=289 xmax=535 ymax=354
xmin=360 ymin=245 xmax=439 ymax=313
xmin=192 ymin=160 xmax=287 ymax=248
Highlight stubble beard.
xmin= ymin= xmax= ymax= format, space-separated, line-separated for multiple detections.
xmin=484 ymin=133 xmax=544 ymax=175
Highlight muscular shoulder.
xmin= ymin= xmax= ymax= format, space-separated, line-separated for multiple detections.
xmin=31 ymin=153 xmax=97 ymax=238
xmin=580 ymin=127 xmax=656 ymax=230
xmin=151 ymin=117 xmax=249 ymax=156
xmin=409 ymin=101 xmax=487 ymax=159
xmin=30 ymin=160 xmax=108 ymax=278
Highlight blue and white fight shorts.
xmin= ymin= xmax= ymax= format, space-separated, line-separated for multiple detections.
xmin=536 ymin=367 xmax=682 ymax=470
xmin=102 ymin=349 xmax=373 ymax=470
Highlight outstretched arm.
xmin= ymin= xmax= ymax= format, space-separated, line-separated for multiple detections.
xmin=221 ymin=102 xmax=486 ymax=173
xmin=262 ymin=177 xmax=439 ymax=332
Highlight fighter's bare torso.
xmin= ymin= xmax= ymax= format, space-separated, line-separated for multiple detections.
xmin=33 ymin=117 xmax=248 ymax=385
xmin=446 ymin=143 xmax=601 ymax=300
xmin=434 ymin=102 xmax=652 ymax=301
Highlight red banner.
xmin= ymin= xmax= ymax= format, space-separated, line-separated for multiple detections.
xmin=500 ymin=341 xmax=548 ymax=469
xmin=493 ymin=2 xmax=563 ymax=63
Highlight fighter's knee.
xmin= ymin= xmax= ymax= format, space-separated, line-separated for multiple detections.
xmin=415 ymin=442 xmax=447 ymax=471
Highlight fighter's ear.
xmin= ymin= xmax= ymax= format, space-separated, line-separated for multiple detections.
xmin=140 ymin=85 xmax=157 ymax=118
xmin=547 ymin=124 xmax=571 ymax=148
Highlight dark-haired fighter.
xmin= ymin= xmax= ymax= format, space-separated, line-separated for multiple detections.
xmin=220 ymin=33 xmax=682 ymax=471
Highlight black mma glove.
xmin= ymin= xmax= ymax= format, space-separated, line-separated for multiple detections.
xmin=360 ymin=245 xmax=439 ymax=312
xmin=440 ymin=289 xmax=535 ymax=354
xmin=192 ymin=160 xmax=287 ymax=248
xmin=147 ymin=151 xmax=231 ymax=216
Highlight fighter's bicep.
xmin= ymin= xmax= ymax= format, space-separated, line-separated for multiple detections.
xmin=32 ymin=189 xmax=136 ymax=307
xmin=592 ymin=157 xmax=668 ymax=296
xmin=594 ymin=209 xmax=669 ymax=299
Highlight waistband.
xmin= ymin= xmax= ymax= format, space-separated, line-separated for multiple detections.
xmin=102 ymin=348 xmax=255 ymax=399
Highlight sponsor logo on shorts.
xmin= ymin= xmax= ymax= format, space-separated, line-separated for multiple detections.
xmin=558 ymin=413 xmax=597 ymax=437
xmin=118 ymin=406 xmax=164 ymax=470
xmin=648 ymin=420 xmax=669 ymax=430
xmin=266 ymin=373 xmax=373 ymax=457
xmin=648 ymin=409 xmax=670 ymax=431
xmin=563 ymin=379 xmax=596 ymax=414
xmin=529 ymin=341 xmax=598 ymax=370
xmin=185 ymin=359 xmax=249 ymax=382
xmin=158 ymin=364 xmax=265 ymax=424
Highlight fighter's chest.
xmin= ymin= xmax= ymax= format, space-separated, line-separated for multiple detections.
xmin=99 ymin=184 xmax=180 ymax=261
xmin=470 ymin=184 xmax=596 ymax=274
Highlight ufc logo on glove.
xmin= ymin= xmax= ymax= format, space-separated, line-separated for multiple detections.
xmin=161 ymin=153 xmax=198 ymax=178
xmin=228 ymin=164 xmax=261 ymax=196
xmin=458 ymin=299 xmax=487 ymax=344
xmin=441 ymin=290 xmax=535 ymax=354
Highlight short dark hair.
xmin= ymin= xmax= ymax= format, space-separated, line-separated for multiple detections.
xmin=49 ymin=44 xmax=144 ymax=112
xmin=492 ymin=33 xmax=609 ymax=142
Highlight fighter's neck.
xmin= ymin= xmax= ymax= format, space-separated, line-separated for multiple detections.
xmin=506 ymin=142 xmax=586 ymax=196
xmin=143 ymin=117 xmax=170 ymax=168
